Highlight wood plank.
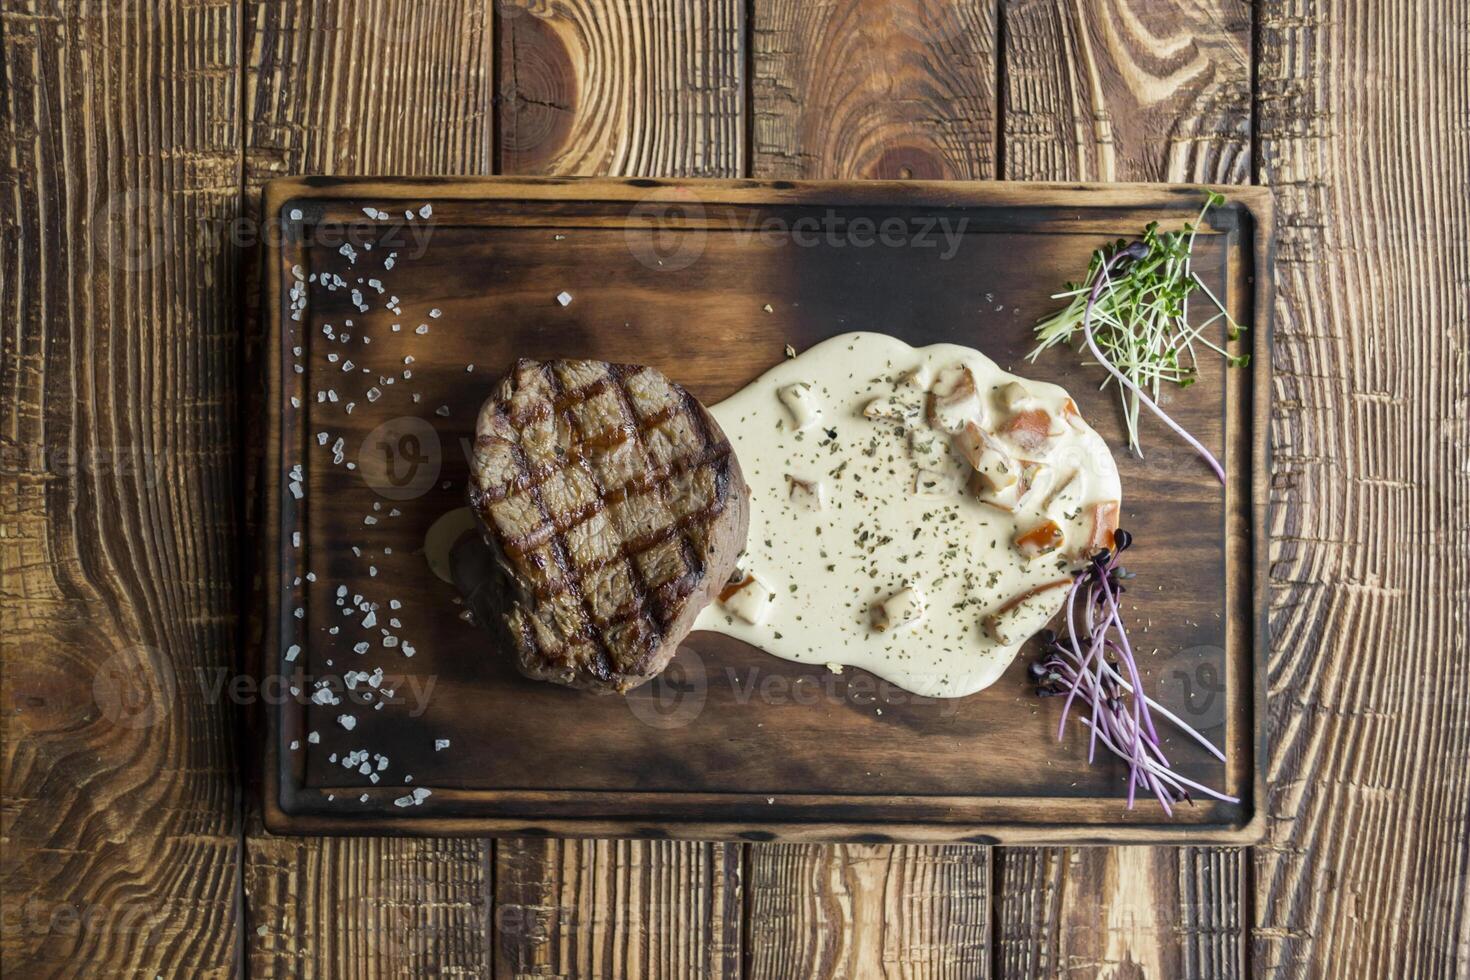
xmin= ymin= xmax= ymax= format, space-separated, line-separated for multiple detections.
xmin=0 ymin=1 xmax=242 ymax=976
xmin=1001 ymin=0 xmax=1251 ymax=183
xmin=996 ymin=2 xmax=1253 ymax=977
xmin=743 ymin=3 xmax=999 ymax=974
xmin=994 ymin=847 xmax=1246 ymax=979
xmin=1255 ymin=2 xmax=1470 ymax=977
xmin=240 ymin=2 xmax=495 ymax=976
xmin=746 ymin=845 xmax=991 ymax=979
xmin=493 ymin=4 xmax=746 ymax=977
xmin=494 ymin=839 xmax=742 ymax=978
xmin=497 ymin=0 xmax=745 ymax=176
xmin=751 ymin=0 xmax=998 ymax=179
xmin=246 ymin=830 xmax=490 ymax=977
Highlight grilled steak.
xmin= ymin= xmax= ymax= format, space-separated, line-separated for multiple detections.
xmin=466 ymin=358 xmax=748 ymax=693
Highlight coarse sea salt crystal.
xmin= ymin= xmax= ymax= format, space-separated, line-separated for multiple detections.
xmin=435 ymin=739 xmax=450 ymax=751
xmin=556 ymin=291 xmax=573 ymax=306
xmin=290 ymin=208 xmax=303 ymax=221
xmin=285 ymin=644 xmax=300 ymax=663
xmin=338 ymin=714 xmax=357 ymax=731
xmin=415 ymin=324 xmax=428 ymax=335
xmin=429 ymin=308 xmax=442 ymax=319
xmin=419 ymin=204 xmax=433 ymax=218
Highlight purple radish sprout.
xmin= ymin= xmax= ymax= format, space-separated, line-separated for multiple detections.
xmin=1031 ymin=528 xmax=1238 ymax=810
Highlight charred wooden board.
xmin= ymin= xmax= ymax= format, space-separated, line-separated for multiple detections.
xmin=256 ymin=176 xmax=1271 ymax=843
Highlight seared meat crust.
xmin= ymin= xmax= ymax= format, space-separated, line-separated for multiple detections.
xmin=467 ymin=359 xmax=748 ymax=693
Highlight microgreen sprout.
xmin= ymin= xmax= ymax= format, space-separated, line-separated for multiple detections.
xmin=1030 ymin=529 xmax=1237 ymax=813
xmin=1027 ymin=192 xmax=1245 ymax=482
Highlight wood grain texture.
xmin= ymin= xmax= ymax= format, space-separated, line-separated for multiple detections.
xmin=751 ymin=0 xmax=998 ymax=179
xmin=995 ymin=848 xmax=1246 ymax=979
xmin=493 ymin=6 xmax=747 ymax=975
xmin=1256 ymin=1 xmax=1470 ymax=977
xmin=496 ymin=0 xmax=744 ymax=176
xmin=246 ymin=829 xmax=490 ymax=977
xmin=746 ymin=845 xmax=991 ymax=979
xmin=240 ymin=2 xmax=495 ymax=975
xmin=743 ymin=4 xmax=999 ymax=973
xmin=997 ymin=2 xmax=1253 ymax=977
xmin=1001 ymin=0 xmax=1251 ymax=183
xmin=1 ymin=1 xmax=242 ymax=976
xmin=494 ymin=839 xmax=742 ymax=978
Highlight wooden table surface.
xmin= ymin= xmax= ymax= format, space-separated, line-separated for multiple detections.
xmin=3 ymin=1 xmax=1466 ymax=977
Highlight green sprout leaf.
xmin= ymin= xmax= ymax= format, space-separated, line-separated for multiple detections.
xmin=1026 ymin=192 xmax=1246 ymax=457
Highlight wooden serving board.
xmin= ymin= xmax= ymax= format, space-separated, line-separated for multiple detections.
xmin=255 ymin=177 xmax=1271 ymax=844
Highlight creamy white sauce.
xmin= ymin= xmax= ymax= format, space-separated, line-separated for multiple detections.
xmin=693 ymin=332 xmax=1121 ymax=698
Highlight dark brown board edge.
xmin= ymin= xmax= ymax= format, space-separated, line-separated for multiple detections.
xmin=254 ymin=178 xmax=1272 ymax=845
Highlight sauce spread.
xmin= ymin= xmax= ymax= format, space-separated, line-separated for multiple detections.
xmin=692 ymin=332 xmax=1121 ymax=698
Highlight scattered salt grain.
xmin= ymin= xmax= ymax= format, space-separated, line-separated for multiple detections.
xmin=556 ymin=291 xmax=573 ymax=307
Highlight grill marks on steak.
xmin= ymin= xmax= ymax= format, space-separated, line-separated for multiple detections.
xmin=468 ymin=358 xmax=747 ymax=693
